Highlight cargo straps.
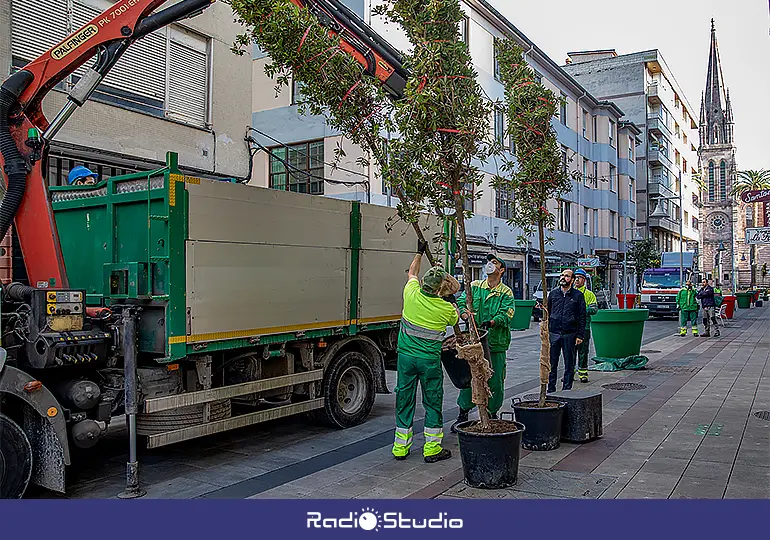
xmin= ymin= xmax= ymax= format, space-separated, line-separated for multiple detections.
xmin=400 ymin=318 xmax=445 ymax=342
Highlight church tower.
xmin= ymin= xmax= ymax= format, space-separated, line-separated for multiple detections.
xmin=698 ymin=19 xmax=738 ymax=289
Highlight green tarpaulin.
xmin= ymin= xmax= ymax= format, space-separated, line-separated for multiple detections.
xmin=589 ymin=355 xmax=649 ymax=371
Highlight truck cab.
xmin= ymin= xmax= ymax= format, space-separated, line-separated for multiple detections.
xmin=639 ymin=252 xmax=698 ymax=319
xmin=532 ymin=272 xmax=609 ymax=321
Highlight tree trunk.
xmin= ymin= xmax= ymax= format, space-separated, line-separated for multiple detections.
xmin=537 ymin=218 xmax=551 ymax=407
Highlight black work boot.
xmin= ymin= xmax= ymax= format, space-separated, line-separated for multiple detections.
xmin=450 ymin=409 xmax=470 ymax=433
xmin=424 ymin=448 xmax=452 ymax=464
xmin=715 ymin=329 xmax=721 ymax=337
xmin=701 ymin=331 xmax=710 ymax=337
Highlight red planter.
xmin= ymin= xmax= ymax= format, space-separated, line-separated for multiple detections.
xmin=616 ymin=293 xmax=637 ymax=309
xmin=723 ymin=295 xmax=736 ymax=319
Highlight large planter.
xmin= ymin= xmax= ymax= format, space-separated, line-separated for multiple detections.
xmin=440 ymin=329 xmax=490 ymax=390
xmin=590 ymin=309 xmax=649 ymax=359
xmin=722 ymin=295 xmax=736 ymax=318
xmin=736 ymin=292 xmax=753 ymax=309
xmin=512 ymin=399 xmax=566 ymax=451
xmin=511 ymin=300 xmax=536 ymax=331
xmin=455 ymin=416 xmax=524 ymax=489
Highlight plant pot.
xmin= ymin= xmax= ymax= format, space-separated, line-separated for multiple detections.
xmin=736 ymin=292 xmax=753 ymax=309
xmin=511 ymin=300 xmax=536 ymax=330
xmin=590 ymin=309 xmax=648 ymax=359
xmin=512 ymin=399 xmax=566 ymax=451
xmin=722 ymin=295 xmax=736 ymax=318
xmin=440 ymin=329 xmax=490 ymax=390
xmin=455 ymin=414 xmax=524 ymax=489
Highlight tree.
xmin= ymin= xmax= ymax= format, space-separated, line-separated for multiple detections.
xmin=230 ymin=0 xmax=497 ymax=429
xmin=628 ymin=238 xmax=661 ymax=288
xmin=493 ymin=40 xmax=575 ymax=407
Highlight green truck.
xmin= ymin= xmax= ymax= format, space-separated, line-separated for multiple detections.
xmin=0 ymin=152 xmax=452 ymax=498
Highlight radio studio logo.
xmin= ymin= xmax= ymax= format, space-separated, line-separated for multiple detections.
xmin=307 ymin=507 xmax=463 ymax=531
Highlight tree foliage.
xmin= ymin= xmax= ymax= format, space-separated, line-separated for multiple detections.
xmin=628 ymin=238 xmax=661 ymax=286
xmin=492 ymin=39 xmax=576 ymax=405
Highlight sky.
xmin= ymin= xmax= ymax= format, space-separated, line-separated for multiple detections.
xmin=489 ymin=0 xmax=770 ymax=171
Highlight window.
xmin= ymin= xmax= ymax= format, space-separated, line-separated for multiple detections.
xmin=291 ymin=78 xmax=305 ymax=105
xmin=44 ymin=151 xmax=142 ymax=187
xmin=708 ymin=161 xmax=715 ymax=202
xmin=592 ymin=115 xmax=598 ymax=142
xmin=494 ymin=39 xmax=501 ymax=80
xmin=460 ymin=16 xmax=469 ymax=44
xmin=593 ymin=162 xmax=598 ymax=188
xmin=533 ymin=70 xmax=543 ymax=84
xmin=609 ymin=164 xmax=617 ymax=191
xmin=682 ymin=158 xmax=687 ymax=173
xmin=675 ymin=123 xmax=680 ymax=138
xmin=496 ymin=188 xmax=513 ymax=219
xmin=583 ymin=208 xmax=590 ymax=236
xmin=628 ymin=137 xmax=634 ymax=161
xmin=509 ymin=132 xmax=516 ymax=154
xmin=559 ymin=93 xmax=567 ymax=126
xmin=464 ymin=183 xmax=474 ymax=212
xmin=494 ymin=107 xmax=505 ymax=146
xmin=684 ymin=210 xmax=689 ymax=226
xmin=269 ymin=140 xmax=325 ymax=194
xmin=11 ymin=0 xmax=211 ymax=128
xmin=675 ymin=149 xmax=681 ymax=168
xmin=609 ymin=120 xmax=615 ymax=147
xmin=582 ymin=110 xmax=588 ymax=139
xmin=719 ymin=160 xmax=727 ymax=201
xmin=593 ymin=209 xmax=599 ymax=236
xmin=561 ymin=146 xmax=568 ymax=172
xmin=558 ymin=200 xmax=571 ymax=231
xmin=609 ymin=211 xmax=617 ymax=238
xmin=582 ymin=159 xmax=588 ymax=186
xmin=683 ymin=133 xmax=688 ymax=145
xmin=692 ymin=217 xmax=699 ymax=230
xmin=747 ymin=205 xmax=754 ymax=228
xmin=629 ymin=178 xmax=635 ymax=201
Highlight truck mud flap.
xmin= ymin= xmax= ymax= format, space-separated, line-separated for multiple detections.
xmin=0 ymin=363 xmax=70 ymax=493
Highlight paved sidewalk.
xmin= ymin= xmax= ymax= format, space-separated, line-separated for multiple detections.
xmin=28 ymin=310 xmax=770 ymax=499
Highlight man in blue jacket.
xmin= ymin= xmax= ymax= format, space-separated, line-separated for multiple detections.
xmin=696 ymin=279 xmax=720 ymax=337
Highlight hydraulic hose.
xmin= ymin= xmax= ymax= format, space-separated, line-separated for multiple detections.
xmin=0 ymin=70 xmax=34 ymax=244
xmin=3 ymin=282 xmax=35 ymax=302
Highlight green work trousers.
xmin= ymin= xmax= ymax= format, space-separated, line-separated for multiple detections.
xmin=680 ymin=310 xmax=699 ymax=335
xmin=577 ymin=327 xmax=591 ymax=376
xmin=457 ymin=351 xmax=506 ymax=416
xmin=392 ymin=353 xmax=445 ymax=457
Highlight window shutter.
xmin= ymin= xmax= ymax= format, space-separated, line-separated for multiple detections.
xmin=167 ymin=27 xmax=209 ymax=128
xmin=71 ymin=0 xmax=167 ymax=102
xmin=10 ymin=0 xmax=70 ymax=63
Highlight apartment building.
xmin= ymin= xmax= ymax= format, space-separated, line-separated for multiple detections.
xmin=251 ymin=0 xmax=640 ymax=298
xmin=563 ymin=50 xmax=701 ymax=257
xmin=2 ymin=0 xmax=253 ymax=184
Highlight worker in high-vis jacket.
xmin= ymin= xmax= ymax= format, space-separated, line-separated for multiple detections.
xmin=451 ymin=254 xmax=515 ymax=432
xmin=573 ymin=269 xmax=598 ymax=383
xmin=392 ymin=240 xmax=460 ymax=463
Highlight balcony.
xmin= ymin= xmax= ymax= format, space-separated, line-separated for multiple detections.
xmin=648 ymin=181 xmax=678 ymax=199
xmin=648 ymin=147 xmax=673 ymax=170
xmin=647 ymin=115 xmax=672 ymax=139
xmin=647 ymin=84 xmax=661 ymax=105
xmin=648 ymin=214 xmax=682 ymax=234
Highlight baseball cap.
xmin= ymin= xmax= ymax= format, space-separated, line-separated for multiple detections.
xmin=487 ymin=254 xmax=506 ymax=269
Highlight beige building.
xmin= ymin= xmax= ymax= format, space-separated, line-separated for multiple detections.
xmin=2 ymin=0 xmax=253 ymax=184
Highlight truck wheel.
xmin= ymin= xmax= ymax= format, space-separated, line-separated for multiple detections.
xmin=0 ymin=413 xmax=33 ymax=498
xmin=314 ymin=351 xmax=375 ymax=429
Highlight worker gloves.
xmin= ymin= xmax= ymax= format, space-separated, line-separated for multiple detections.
xmin=417 ymin=239 xmax=428 ymax=255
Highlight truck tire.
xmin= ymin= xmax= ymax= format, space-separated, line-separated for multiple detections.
xmin=0 ymin=413 xmax=33 ymax=498
xmin=136 ymin=399 xmax=232 ymax=436
xmin=313 ymin=351 xmax=375 ymax=429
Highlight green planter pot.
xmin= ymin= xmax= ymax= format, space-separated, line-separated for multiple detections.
xmin=512 ymin=300 xmax=536 ymax=331
xmin=736 ymin=293 xmax=753 ymax=309
xmin=590 ymin=309 xmax=649 ymax=359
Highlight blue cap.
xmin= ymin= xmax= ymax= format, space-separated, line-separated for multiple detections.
xmin=574 ymin=268 xmax=588 ymax=278
xmin=68 ymin=166 xmax=96 ymax=185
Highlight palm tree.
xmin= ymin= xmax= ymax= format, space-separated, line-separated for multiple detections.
xmin=730 ymin=169 xmax=770 ymax=287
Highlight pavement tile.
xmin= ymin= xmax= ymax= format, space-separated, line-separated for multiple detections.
xmin=623 ymin=471 xmax=679 ymax=495
xmin=724 ymin=481 xmax=770 ymax=499
xmin=322 ymin=473 xmax=392 ymax=498
xmin=354 ymin=478 xmax=426 ymax=499
xmin=637 ymin=456 xmax=690 ymax=476
xmin=682 ymin=461 xmax=732 ymax=482
xmin=670 ymin=476 xmax=727 ymax=499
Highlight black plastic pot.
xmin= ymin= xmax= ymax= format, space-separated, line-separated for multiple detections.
xmin=455 ymin=413 xmax=524 ymax=489
xmin=512 ymin=399 xmax=566 ymax=451
xmin=440 ymin=329 xmax=490 ymax=390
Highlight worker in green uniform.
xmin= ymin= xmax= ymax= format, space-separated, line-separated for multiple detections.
xmin=393 ymin=240 xmax=460 ymax=463
xmin=450 ymin=254 xmax=515 ymax=433
xmin=677 ymin=280 xmax=700 ymax=337
xmin=573 ymin=269 xmax=598 ymax=383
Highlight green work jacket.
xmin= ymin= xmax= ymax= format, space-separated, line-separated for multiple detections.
xmin=677 ymin=287 xmax=699 ymax=311
xmin=577 ymin=285 xmax=599 ymax=319
xmin=457 ymin=279 xmax=515 ymax=353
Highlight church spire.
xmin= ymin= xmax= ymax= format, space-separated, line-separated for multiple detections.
xmin=701 ymin=19 xmax=731 ymax=145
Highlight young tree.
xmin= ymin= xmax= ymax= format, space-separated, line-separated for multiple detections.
xmin=230 ymin=0 xmax=497 ymax=429
xmin=493 ymin=40 xmax=575 ymax=407
xmin=628 ymin=238 xmax=661 ymax=289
